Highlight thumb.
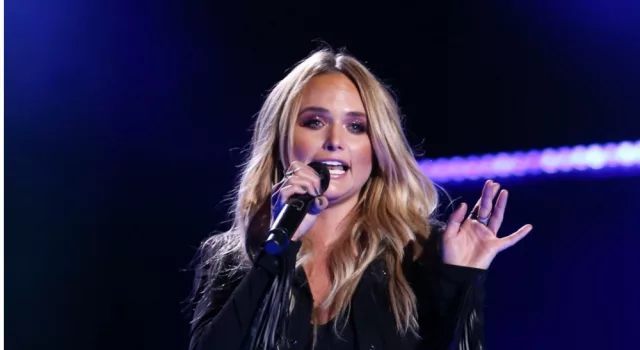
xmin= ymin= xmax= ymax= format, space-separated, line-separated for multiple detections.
xmin=309 ymin=195 xmax=328 ymax=215
xmin=443 ymin=202 xmax=467 ymax=239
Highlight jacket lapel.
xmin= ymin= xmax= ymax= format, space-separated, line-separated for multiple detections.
xmin=352 ymin=258 xmax=394 ymax=350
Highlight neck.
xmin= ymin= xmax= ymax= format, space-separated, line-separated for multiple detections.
xmin=304 ymin=195 xmax=359 ymax=257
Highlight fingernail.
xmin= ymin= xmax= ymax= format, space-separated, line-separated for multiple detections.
xmin=316 ymin=197 xmax=323 ymax=206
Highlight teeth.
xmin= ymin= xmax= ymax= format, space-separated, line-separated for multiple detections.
xmin=321 ymin=160 xmax=345 ymax=166
xmin=329 ymin=168 xmax=345 ymax=175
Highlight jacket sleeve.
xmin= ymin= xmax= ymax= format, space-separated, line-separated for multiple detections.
xmin=415 ymin=224 xmax=487 ymax=350
xmin=432 ymin=263 xmax=487 ymax=350
xmin=188 ymin=241 xmax=302 ymax=350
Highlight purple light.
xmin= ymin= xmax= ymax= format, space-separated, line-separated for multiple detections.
xmin=540 ymin=148 xmax=561 ymax=174
xmin=570 ymin=145 xmax=589 ymax=171
xmin=419 ymin=140 xmax=640 ymax=183
xmin=585 ymin=144 xmax=607 ymax=169
xmin=616 ymin=141 xmax=639 ymax=165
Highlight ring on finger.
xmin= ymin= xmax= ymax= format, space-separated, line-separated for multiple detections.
xmin=284 ymin=167 xmax=300 ymax=178
xmin=471 ymin=208 xmax=491 ymax=225
xmin=476 ymin=214 xmax=490 ymax=225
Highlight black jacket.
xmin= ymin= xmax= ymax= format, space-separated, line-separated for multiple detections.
xmin=189 ymin=229 xmax=487 ymax=350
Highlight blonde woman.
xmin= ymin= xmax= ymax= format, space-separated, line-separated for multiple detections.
xmin=188 ymin=48 xmax=532 ymax=350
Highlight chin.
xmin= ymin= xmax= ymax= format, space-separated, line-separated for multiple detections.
xmin=324 ymin=188 xmax=359 ymax=205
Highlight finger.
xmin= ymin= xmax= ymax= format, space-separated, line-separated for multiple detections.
xmin=285 ymin=161 xmax=323 ymax=194
xmin=289 ymin=167 xmax=322 ymax=195
xmin=271 ymin=172 xmax=296 ymax=207
xmin=470 ymin=180 xmax=492 ymax=218
xmin=275 ymin=183 xmax=311 ymax=207
xmin=284 ymin=160 xmax=303 ymax=177
xmin=498 ymin=224 xmax=533 ymax=252
xmin=444 ymin=202 xmax=467 ymax=239
xmin=479 ymin=181 xmax=500 ymax=219
xmin=309 ymin=195 xmax=328 ymax=215
xmin=284 ymin=176 xmax=319 ymax=196
xmin=488 ymin=189 xmax=508 ymax=233
xmin=273 ymin=171 xmax=292 ymax=193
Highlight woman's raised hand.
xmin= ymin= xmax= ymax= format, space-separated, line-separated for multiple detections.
xmin=441 ymin=180 xmax=533 ymax=270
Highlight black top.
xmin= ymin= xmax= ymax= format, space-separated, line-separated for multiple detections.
xmin=314 ymin=317 xmax=357 ymax=350
xmin=188 ymin=230 xmax=487 ymax=350
xmin=291 ymin=257 xmax=358 ymax=350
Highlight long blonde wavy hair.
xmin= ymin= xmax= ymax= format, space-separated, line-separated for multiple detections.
xmin=192 ymin=47 xmax=440 ymax=339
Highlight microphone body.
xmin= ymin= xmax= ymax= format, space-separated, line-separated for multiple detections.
xmin=263 ymin=162 xmax=330 ymax=255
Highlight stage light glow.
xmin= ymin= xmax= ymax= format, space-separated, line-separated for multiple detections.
xmin=419 ymin=140 xmax=640 ymax=182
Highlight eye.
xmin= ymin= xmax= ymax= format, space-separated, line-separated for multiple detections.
xmin=348 ymin=121 xmax=367 ymax=134
xmin=301 ymin=117 xmax=324 ymax=129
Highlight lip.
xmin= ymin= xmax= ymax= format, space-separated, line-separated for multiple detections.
xmin=328 ymin=168 xmax=349 ymax=179
xmin=315 ymin=158 xmax=350 ymax=168
xmin=314 ymin=159 xmax=350 ymax=181
xmin=327 ymin=165 xmax=350 ymax=181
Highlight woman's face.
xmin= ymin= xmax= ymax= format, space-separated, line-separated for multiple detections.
xmin=292 ymin=73 xmax=373 ymax=205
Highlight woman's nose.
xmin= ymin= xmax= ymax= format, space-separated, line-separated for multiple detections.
xmin=323 ymin=126 xmax=344 ymax=151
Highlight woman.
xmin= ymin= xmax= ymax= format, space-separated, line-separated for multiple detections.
xmin=188 ymin=48 xmax=532 ymax=350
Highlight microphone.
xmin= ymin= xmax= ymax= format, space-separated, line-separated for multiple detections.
xmin=263 ymin=161 xmax=330 ymax=255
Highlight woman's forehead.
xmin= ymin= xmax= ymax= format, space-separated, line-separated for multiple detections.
xmin=298 ymin=74 xmax=365 ymax=113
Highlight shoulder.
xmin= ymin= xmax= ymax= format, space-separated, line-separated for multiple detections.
xmin=190 ymin=232 xmax=249 ymax=299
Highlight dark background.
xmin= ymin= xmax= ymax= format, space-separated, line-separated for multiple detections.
xmin=6 ymin=0 xmax=640 ymax=349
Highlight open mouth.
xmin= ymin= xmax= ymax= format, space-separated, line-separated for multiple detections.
xmin=319 ymin=160 xmax=350 ymax=176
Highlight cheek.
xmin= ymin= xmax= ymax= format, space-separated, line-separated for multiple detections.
xmin=352 ymin=139 xmax=374 ymax=176
xmin=292 ymin=132 xmax=315 ymax=160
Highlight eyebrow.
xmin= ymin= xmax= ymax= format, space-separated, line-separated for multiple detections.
xmin=298 ymin=106 xmax=367 ymax=118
